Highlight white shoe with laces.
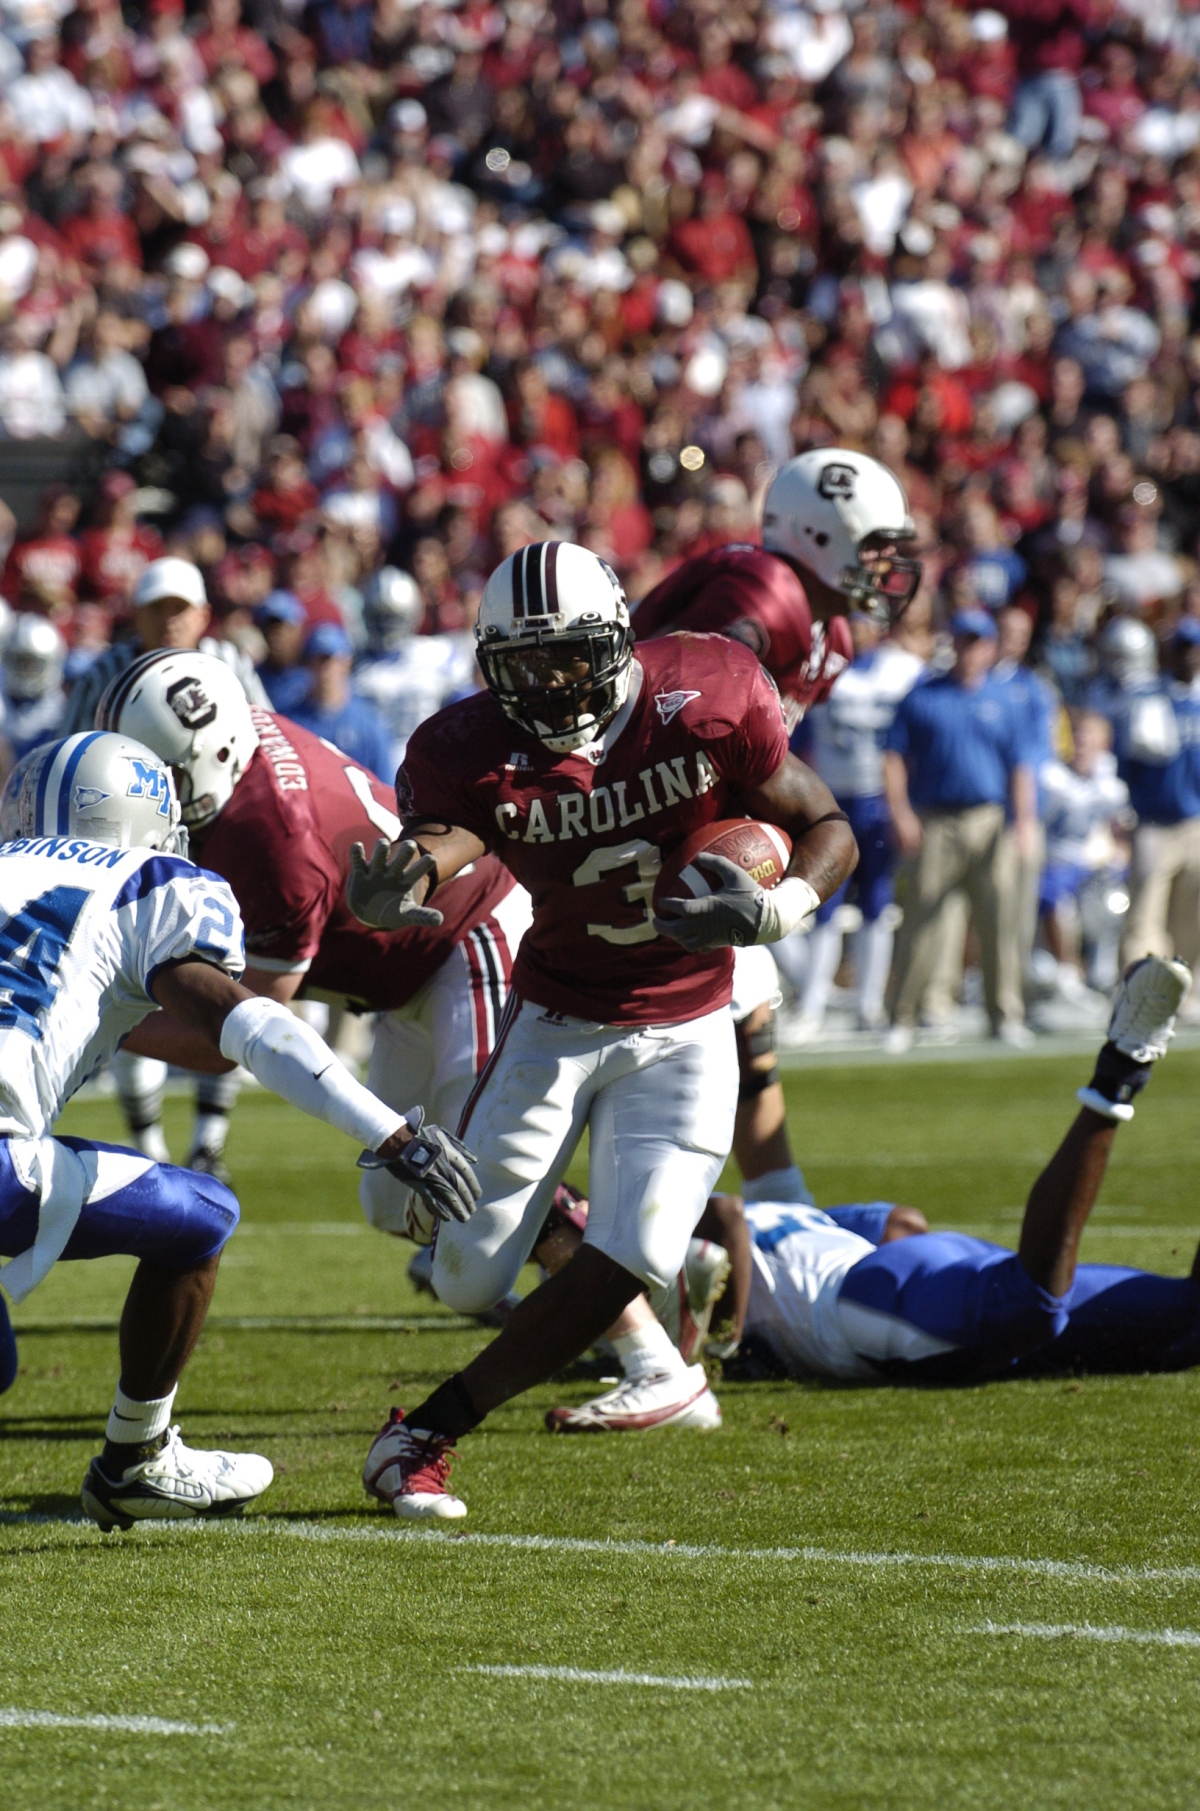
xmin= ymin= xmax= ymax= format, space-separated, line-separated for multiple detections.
xmin=545 ymin=1364 xmax=721 ymax=1433
xmin=81 ymin=1427 xmax=273 ymax=1532
xmin=1108 ymin=956 xmax=1192 ymax=1061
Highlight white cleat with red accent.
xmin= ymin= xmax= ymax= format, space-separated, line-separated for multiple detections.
xmin=545 ymin=1364 xmax=722 ymax=1434
xmin=362 ymin=1408 xmax=467 ymax=1520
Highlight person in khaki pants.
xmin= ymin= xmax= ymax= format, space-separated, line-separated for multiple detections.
xmin=1119 ymin=620 xmax=1200 ymax=1005
xmin=883 ymin=610 xmax=1038 ymax=1048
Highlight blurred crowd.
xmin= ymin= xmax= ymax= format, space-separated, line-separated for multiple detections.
xmin=1 ymin=0 xmax=1200 ymax=1038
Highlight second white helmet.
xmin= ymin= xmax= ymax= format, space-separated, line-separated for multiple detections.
xmin=95 ymin=649 xmax=259 ymax=830
xmin=762 ymin=450 xmax=920 ymax=620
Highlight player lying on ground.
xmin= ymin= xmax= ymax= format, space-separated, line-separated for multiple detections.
xmin=543 ymin=957 xmax=1194 ymax=1424
xmin=98 ymin=650 xmax=531 ymax=1243
xmin=637 ymin=449 xmax=922 ymax=1197
xmin=349 ymin=540 xmax=859 ymax=1520
xmin=0 ymin=733 xmax=476 ymax=1532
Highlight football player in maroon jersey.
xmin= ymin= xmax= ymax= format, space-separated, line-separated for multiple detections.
xmin=98 ymin=651 xmax=531 ymax=1241
xmin=347 ymin=541 xmax=858 ymax=1519
xmin=636 ymin=448 xmax=922 ymax=1206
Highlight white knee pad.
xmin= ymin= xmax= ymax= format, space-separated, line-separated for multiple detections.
xmin=431 ymin=1231 xmax=526 ymax=1316
xmin=359 ymin=1165 xmax=434 ymax=1245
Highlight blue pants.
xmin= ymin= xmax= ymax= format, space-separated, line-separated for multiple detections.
xmin=838 ymin=1229 xmax=1200 ymax=1382
xmin=0 ymin=1137 xmax=240 ymax=1398
xmin=1009 ymin=70 xmax=1081 ymax=161
xmin=815 ymin=795 xmax=895 ymax=926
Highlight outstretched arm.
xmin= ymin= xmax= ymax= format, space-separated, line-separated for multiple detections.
xmin=149 ymin=958 xmax=479 ymax=1224
xmin=345 ymin=821 xmax=487 ymax=931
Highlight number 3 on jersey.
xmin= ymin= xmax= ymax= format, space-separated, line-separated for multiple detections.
xmin=574 ymin=840 xmax=662 ymax=945
xmin=0 ymin=886 xmax=89 ymax=1039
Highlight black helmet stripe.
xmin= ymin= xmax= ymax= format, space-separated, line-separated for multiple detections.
xmin=544 ymin=540 xmax=559 ymax=615
xmin=96 ymin=649 xmax=176 ymax=730
xmin=512 ymin=543 xmax=527 ymax=619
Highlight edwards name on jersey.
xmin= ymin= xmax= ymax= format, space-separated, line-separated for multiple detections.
xmin=0 ymin=836 xmax=244 ymax=1141
xmin=197 ymin=708 xmax=515 ymax=1010
xmin=398 ymin=634 xmax=789 ymax=1025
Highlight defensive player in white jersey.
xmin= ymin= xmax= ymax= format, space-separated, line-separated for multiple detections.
xmin=544 ymin=956 xmax=1195 ymax=1422
xmin=352 ymin=566 xmax=478 ymax=776
xmin=787 ymin=612 xmax=924 ymax=1035
xmin=0 ymin=732 xmax=477 ymax=1531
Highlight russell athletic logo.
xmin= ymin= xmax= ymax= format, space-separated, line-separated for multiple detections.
xmin=654 ymin=690 xmax=700 ymax=726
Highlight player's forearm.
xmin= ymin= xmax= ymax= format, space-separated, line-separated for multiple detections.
xmin=402 ymin=821 xmax=488 ymax=893
xmin=152 ymin=961 xmax=409 ymax=1153
xmin=738 ymin=753 xmax=858 ymax=904
xmin=121 ymin=1015 xmax=236 ymax=1074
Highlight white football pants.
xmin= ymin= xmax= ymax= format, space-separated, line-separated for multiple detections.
xmin=359 ymin=886 xmax=533 ymax=1238
xmin=431 ymin=1000 xmax=738 ymax=1311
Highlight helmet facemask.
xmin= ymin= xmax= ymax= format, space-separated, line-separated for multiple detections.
xmin=837 ymin=532 xmax=922 ymax=628
xmin=478 ymin=620 xmax=633 ymax=753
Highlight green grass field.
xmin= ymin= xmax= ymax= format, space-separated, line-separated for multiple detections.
xmin=2 ymin=1051 xmax=1200 ymax=1810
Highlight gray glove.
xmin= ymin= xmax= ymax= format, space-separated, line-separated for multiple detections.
xmin=653 ymin=853 xmax=765 ymax=952
xmin=347 ymin=838 xmax=443 ymax=931
xmin=357 ymin=1109 xmax=480 ymax=1225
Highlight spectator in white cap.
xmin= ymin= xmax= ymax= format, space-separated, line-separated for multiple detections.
xmin=62 ymin=555 xmax=266 ymax=736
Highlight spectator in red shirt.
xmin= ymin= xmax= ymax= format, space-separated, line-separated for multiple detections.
xmin=250 ymin=436 xmax=321 ymax=538
xmin=1004 ymin=0 xmax=1102 ymax=161
xmin=192 ymin=0 xmax=275 ymax=86
xmin=2 ymin=488 xmax=82 ymax=615
xmin=669 ymin=176 xmax=758 ymax=288
xmin=59 ymin=164 xmax=141 ymax=274
xmin=78 ymin=473 xmax=163 ymax=614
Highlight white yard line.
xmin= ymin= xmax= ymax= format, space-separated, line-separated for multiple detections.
xmin=459 ymin=1665 xmax=752 ymax=1691
xmin=970 ymin=1620 xmax=1200 ymax=1649
xmin=14 ymin=1512 xmax=1200 ymax=1589
xmin=252 ymin=1521 xmax=1200 ymax=1586
xmin=0 ymin=1708 xmax=232 ymax=1734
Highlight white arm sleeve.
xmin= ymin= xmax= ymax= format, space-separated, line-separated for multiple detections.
xmin=219 ymin=996 xmax=406 ymax=1151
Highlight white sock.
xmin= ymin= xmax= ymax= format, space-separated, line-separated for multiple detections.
xmin=742 ymin=1165 xmax=813 ymax=1205
xmin=192 ymin=1112 xmax=229 ymax=1157
xmin=132 ymin=1124 xmax=170 ymax=1164
xmin=612 ymin=1323 xmax=687 ymax=1381
xmin=799 ymin=919 xmax=843 ymax=1022
xmin=106 ymin=1384 xmax=177 ymax=1447
xmin=856 ymin=918 xmax=894 ymax=1023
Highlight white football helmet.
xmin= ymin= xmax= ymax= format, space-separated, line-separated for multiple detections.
xmin=1098 ymin=615 xmax=1157 ymax=688
xmin=476 ymin=542 xmax=632 ymax=753
xmin=0 ymin=731 xmax=187 ymax=853
xmin=363 ymin=566 xmax=423 ymax=654
xmin=95 ymin=649 xmax=260 ymax=830
xmin=3 ymin=615 xmax=65 ymax=702
xmin=762 ymin=450 xmax=920 ymax=621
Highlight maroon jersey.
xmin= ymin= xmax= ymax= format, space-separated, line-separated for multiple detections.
xmin=398 ymin=635 xmax=789 ymax=1025
xmin=197 ymin=709 xmax=515 ymax=1010
xmin=633 ymin=545 xmax=853 ymax=726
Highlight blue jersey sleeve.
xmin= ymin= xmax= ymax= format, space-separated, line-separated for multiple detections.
xmin=822 ymin=1202 xmax=895 ymax=1247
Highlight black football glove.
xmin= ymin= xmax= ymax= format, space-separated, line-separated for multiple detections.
xmin=346 ymin=838 xmax=444 ymax=932
xmin=653 ymin=853 xmax=766 ymax=951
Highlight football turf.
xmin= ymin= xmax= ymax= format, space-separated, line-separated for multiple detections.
xmin=2 ymin=1052 xmax=1200 ymax=1810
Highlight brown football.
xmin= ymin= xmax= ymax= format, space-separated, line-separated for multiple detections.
xmin=654 ymin=818 xmax=793 ymax=908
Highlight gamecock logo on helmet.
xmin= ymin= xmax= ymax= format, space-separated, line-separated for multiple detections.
xmin=166 ymin=676 xmax=218 ymax=731
xmin=817 ymin=463 xmax=857 ymax=499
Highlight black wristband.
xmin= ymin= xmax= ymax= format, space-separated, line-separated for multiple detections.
xmin=1087 ymin=1041 xmax=1154 ymax=1108
xmin=805 ymin=809 xmax=852 ymax=830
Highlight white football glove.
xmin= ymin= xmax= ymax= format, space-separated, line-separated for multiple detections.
xmin=347 ymin=838 xmax=443 ymax=931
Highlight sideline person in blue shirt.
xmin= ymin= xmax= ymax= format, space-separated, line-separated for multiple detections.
xmin=286 ymin=623 xmax=393 ymax=781
xmin=883 ymin=609 xmax=1038 ymax=1046
xmin=1119 ymin=618 xmax=1200 ymax=996
xmin=256 ymin=590 xmax=312 ymax=717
